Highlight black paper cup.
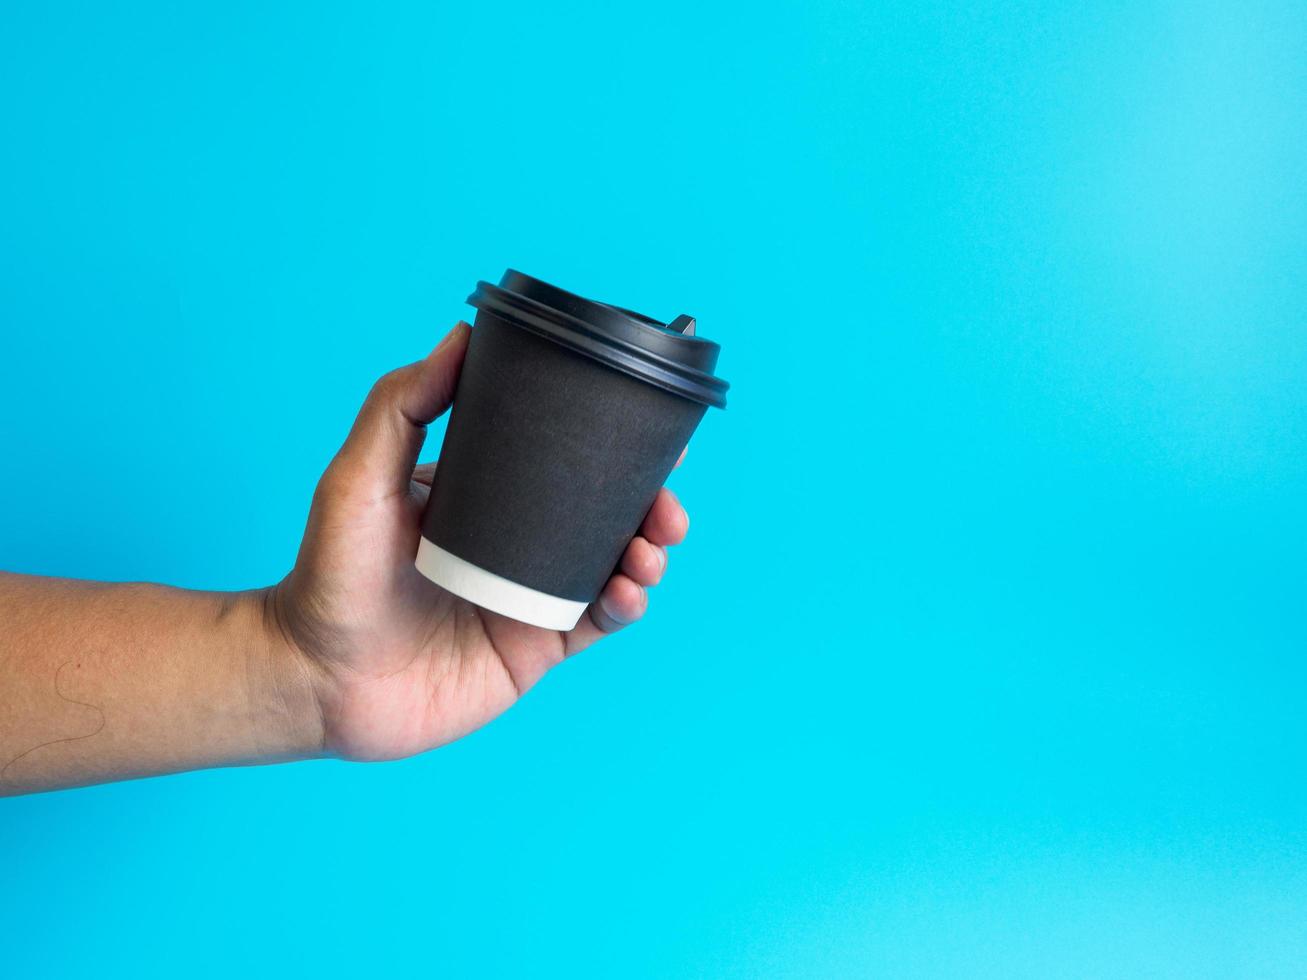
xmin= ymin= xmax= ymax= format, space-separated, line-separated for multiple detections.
xmin=415 ymin=270 xmax=729 ymax=630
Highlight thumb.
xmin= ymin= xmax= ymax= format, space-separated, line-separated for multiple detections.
xmin=333 ymin=321 xmax=471 ymax=497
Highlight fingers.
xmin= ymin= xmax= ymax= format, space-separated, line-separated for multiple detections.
xmin=620 ymin=535 xmax=666 ymax=587
xmin=411 ymin=462 xmax=438 ymax=488
xmin=332 ymin=322 xmax=470 ymax=499
xmin=562 ymin=491 xmax=689 ymax=654
xmin=593 ymin=574 xmax=648 ymax=631
xmin=640 ymin=487 xmax=689 ymax=547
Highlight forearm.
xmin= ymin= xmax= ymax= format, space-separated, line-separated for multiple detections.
xmin=0 ymin=573 xmax=324 ymax=796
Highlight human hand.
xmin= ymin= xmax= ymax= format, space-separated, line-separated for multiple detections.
xmin=270 ymin=323 xmax=690 ymax=761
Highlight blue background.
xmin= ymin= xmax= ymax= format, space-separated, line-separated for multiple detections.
xmin=3 ymin=1 xmax=1306 ymax=976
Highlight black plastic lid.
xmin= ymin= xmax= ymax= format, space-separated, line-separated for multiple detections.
xmin=467 ymin=270 xmax=728 ymax=409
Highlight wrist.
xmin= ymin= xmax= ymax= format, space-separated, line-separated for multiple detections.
xmin=240 ymin=586 xmax=329 ymax=762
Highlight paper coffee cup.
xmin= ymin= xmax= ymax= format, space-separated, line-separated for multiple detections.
xmin=415 ymin=270 xmax=728 ymax=630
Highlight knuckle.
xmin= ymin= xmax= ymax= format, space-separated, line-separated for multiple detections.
xmin=367 ymin=367 xmax=408 ymax=405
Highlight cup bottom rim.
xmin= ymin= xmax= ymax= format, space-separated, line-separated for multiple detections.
xmin=414 ymin=536 xmax=588 ymax=631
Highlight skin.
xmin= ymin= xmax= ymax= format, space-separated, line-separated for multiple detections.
xmin=0 ymin=322 xmax=690 ymax=795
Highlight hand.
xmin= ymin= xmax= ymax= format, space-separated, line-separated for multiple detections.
xmin=270 ymin=323 xmax=690 ymax=761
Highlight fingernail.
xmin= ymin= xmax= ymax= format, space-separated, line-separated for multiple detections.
xmin=654 ymin=544 xmax=667 ymax=572
xmin=600 ymin=585 xmax=643 ymax=626
xmin=430 ymin=321 xmax=470 ymax=357
xmin=598 ymin=593 xmax=626 ymax=625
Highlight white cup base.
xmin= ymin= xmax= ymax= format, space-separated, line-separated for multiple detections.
xmin=414 ymin=536 xmax=589 ymax=632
